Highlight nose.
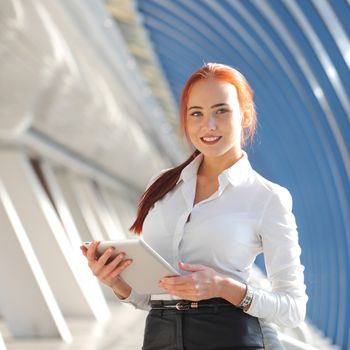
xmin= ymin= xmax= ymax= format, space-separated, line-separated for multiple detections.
xmin=205 ymin=114 xmax=217 ymax=131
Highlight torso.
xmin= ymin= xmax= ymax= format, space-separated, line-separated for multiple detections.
xmin=142 ymin=158 xmax=275 ymax=281
xmin=193 ymin=174 xmax=219 ymax=206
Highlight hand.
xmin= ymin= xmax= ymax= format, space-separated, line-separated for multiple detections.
xmin=80 ymin=241 xmax=133 ymax=296
xmin=157 ymin=262 xmax=223 ymax=301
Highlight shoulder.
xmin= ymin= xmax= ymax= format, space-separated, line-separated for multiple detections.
xmin=146 ymin=167 xmax=172 ymax=189
xmin=250 ymin=170 xmax=293 ymax=206
xmin=248 ymin=172 xmax=297 ymax=233
xmin=251 ymin=169 xmax=292 ymax=196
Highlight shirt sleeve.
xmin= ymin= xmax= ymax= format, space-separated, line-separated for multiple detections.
xmin=245 ymin=187 xmax=308 ymax=328
xmin=117 ymin=289 xmax=151 ymax=311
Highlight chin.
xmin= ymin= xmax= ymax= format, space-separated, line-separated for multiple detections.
xmin=199 ymin=145 xmax=240 ymax=159
xmin=199 ymin=149 xmax=227 ymax=158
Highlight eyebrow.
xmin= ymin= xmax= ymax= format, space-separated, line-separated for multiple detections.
xmin=188 ymin=103 xmax=229 ymax=111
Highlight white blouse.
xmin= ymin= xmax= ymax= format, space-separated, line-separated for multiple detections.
xmin=121 ymin=150 xmax=308 ymax=328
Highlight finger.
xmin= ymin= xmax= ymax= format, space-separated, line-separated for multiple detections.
xmin=159 ymin=277 xmax=201 ymax=294
xmin=161 ymin=283 xmax=199 ymax=295
xmin=178 ymin=262 xmax=204 ymax=272
xmin=98 ymin=247 xmax=116 ymax=265
xmin=86 ymin=240 xmax=100 ymax=263
xmin=160 ymin=275 xmax=194 ymax=286
xmin=100 ymin=252 xmax=126 ymax=279
xmin=94 ymin=247 xmax=118 ymax=273
xmin=109 ymin=259 xmax=133 ymax=279
xmin=80 ymin=246 xmax=87 ymax=257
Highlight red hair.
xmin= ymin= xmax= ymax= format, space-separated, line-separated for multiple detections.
xmin=129 ymin=63 xmax=256 ymax=234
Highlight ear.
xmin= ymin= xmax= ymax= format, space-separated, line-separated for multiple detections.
xmin=241 ymin=111 xmax=250 ymax=128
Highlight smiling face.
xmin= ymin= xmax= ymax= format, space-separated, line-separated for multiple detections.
xmin=186 ymin=78 xmax=248 ymax=161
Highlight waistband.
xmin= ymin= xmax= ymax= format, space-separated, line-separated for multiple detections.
xmin=150 ymin=297 xmax=236 ymax=311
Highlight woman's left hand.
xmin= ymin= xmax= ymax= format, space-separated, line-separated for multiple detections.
xmin=158 ymin=262 xmax=223 ymax=301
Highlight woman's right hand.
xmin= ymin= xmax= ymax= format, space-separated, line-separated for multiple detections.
xmin=80 ymin=240 xmax=133 ymax=299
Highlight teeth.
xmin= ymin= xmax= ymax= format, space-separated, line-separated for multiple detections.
xmin=202 ymin=137 xmax=220 ymax=142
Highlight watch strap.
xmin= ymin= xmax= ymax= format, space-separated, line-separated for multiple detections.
xmin=237 ymin=284 xmax=255 ymax=310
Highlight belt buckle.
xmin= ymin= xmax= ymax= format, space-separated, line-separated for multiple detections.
xmin=175 ymin=301 xmax=190 ymax=310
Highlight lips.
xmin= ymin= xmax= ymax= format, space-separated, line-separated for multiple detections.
xmin=200 ymin=136 xmax=222 ymax=145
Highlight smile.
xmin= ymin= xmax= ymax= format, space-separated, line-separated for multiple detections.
xmin=200 ymin=136 xmax=222 ymax=145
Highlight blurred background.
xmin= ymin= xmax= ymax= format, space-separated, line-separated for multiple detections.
xmin=0 ymin=0 xmax=349 ymax=349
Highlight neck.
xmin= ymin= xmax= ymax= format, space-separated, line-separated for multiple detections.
xmin=198 ymin=149 xmax=244 ymax=179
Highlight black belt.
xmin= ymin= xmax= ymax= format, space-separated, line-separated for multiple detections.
xmin=150 ymin=298 xmax=237 ymax=311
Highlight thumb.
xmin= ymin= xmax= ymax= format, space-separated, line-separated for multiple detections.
xmin=80 ymin=246 xmax=87 ymax=256
xmin=178 ymin=261 xmax=204 ymax=272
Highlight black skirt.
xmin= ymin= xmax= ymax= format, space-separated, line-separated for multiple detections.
xmin=142 ymin=298 xmax=264 ymax=350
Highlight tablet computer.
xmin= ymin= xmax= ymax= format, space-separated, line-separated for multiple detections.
xmin=82 ymin=239 xmax=180 ymax=294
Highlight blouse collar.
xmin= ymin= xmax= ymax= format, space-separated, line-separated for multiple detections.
xmin=177 ymin=150 xmax=254 ymax=189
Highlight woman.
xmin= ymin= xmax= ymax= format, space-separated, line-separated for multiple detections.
xmin=81 ymin=63 xmax=308 ymax=349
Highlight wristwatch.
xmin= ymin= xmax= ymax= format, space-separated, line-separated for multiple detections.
xmin=238 ymin=284 xmax=255 ymax=310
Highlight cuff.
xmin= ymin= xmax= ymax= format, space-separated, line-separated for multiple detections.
xmin=118 ymin=288 xmax=151 ymax=311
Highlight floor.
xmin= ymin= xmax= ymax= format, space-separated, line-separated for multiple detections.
xmin=1 ymin=302 xmax=147 ymax=350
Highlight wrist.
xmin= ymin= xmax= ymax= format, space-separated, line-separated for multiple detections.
xmin=215 ymin=273 xmax=225 ymax=298
xmin=112 ymin=281 xmax=132 ymax=300
xmin=216 ymin=275 xmax=246 ymax=306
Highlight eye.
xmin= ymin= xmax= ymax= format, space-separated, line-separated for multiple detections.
xmin=216 ymin=108 xmax=230 ymax=114
xmin=190 ymin=111 xmax=202 ymax=117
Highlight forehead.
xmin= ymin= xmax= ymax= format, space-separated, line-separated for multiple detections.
xmin=187 ymin=78 xmax=238 ymax=106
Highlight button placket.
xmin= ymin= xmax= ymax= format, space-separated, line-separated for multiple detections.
xmin=172 ymin=209 xmax=192 ymax=267
xmin=172 ymin=179 xmax=197 ymax=267
xmin=172 ymin=173 xmax=230 ymax=268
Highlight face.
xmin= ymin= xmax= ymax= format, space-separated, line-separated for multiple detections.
xmin=186 ymin=78 xmax=247 ymax=160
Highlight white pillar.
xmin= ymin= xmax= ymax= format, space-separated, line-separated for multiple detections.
xmin=40 ymin=161 xmax=113 ymax=318
xmin=52 ymin=168 xmax=94 ymax=243
xmin=49 ymin=169 xmax=125 ymax=301
xmin=0 ymin=333 xmax=7 ymax=350
xmin=0 ymin=149 xmax=110 ymax=320
xmin=98 ymin=186 xmax=127 ymax=240
xmin=40 ymin=162 xmax=93 ymax=248
xmin=0 ymin=181 xmax=71 ymax=341
xmin=107 ymin=191 xmax=138 ymax=239
xmin=70 ymin=176 xmax=107 ymax=241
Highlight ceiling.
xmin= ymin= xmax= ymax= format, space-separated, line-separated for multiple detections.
xmin=0 ymin=0 xmax=185 ymax=193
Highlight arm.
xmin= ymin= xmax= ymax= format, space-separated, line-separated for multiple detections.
xmin=243 ymin=187 xmax=308 ymax=327
xmin=80 ymin=241 xmax=151 ymax=311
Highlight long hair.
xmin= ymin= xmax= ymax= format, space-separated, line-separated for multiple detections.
xmin=129 ymin=63 xmax=256 ymax=234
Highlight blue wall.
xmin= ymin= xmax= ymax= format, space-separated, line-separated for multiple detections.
xmin=136 ymin=0 xmax=350 ymax=348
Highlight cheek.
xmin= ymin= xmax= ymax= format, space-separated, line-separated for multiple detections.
xmin=186 ymin=121 xmax=198 ymax=138
xmin=226 ymin=119 xmax=242 ymax=135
